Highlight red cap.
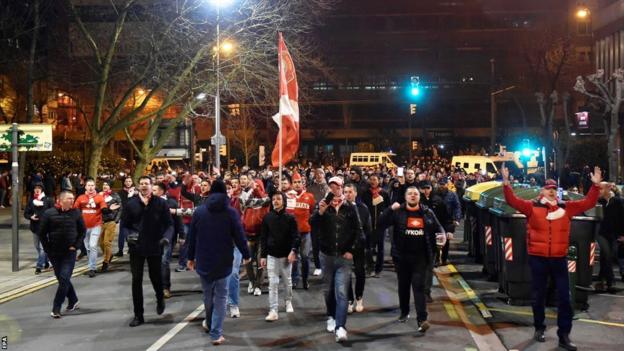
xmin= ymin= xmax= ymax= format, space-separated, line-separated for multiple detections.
xmin=292 ymin=172 xmax=302 ymax=181
xmin=543 ymin=179 xmax=557 ymax=190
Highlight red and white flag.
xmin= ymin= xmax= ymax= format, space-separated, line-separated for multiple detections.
xmin=271 ymin=33 xmax=299 ymax=167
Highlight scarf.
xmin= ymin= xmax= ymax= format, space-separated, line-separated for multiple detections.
xmin=33 ymin=192 xmax=45 ymax=206
xmin=102 ymin=190 xmax=112 ymax=198
xmin=370 ymin=185 xmax=381 ymax=199
xmin=539 ymin=196 xmax=566 ymax=220
xmin=86 ymin=189 xmax=97 ymax=197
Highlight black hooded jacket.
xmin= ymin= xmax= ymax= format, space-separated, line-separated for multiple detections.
xmin=260 ymin=193 xmax=300 ymax=258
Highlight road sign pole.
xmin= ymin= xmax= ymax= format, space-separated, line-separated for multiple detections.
xmin=11 ymin=123 xmax=20 ymax=272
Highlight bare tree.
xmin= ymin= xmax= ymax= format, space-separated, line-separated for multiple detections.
xmin=225 ymin=104 xmax=259 ymax=167
xmin=62 ymin=0 xmax=334 ymax=178
xmin=574 ymin=69 xmax=624 ymax=181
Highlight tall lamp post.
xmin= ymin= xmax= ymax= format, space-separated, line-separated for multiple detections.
xmin=210 ymin=0 xmax=234 ymax=173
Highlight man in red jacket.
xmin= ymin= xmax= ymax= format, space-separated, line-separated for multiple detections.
xmin=501 ymin=164 xmax=601 ymax=351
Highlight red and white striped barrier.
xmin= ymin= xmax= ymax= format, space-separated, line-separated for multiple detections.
xmin=504 ymin=237 xmax=513 ymax=261
xmin=567 ymin=260 xmax=577 ymax=273
xmin=485 ymin=226 xmax=493 ymax=246
xmin=590 ymin=242 xmax=596 ymax=266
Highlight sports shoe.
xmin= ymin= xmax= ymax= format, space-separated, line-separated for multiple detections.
xmin=35 ymin=268 xmax=42 ymax=275
xmin=347 ymin=302 xmax=354 ymax=314
xmin=202 ymin=319 xmax=210 ymax=332
xmin=87 ymin=270 xmax=96 ymax=278
xmin=247 ymin=282 xmax=254 ymax=294
xmin=558 ymin=334 xmax=578 ymax=351
xmin=156 ymin=300 xmax=165 ymax=315
xmin=369 ymin=271 xmax=377 ymax=278
xmin=211 ymin=336 xmax=226 ymax=345
xmin=229 ymin=305 xmax=240 ymax=318
xmin=129 ymin=316 xmax=144 ymax=327
xmin=254 ymin=287 xmax=262 ymax=296
xmin=397 ymin=313 xmax=409 ymax=323
xmin=285 ymin=301 xmax=294 ymax=313
xmin=175 ymin=266 xmax=188 ymax=272
xmin=66 ymin=300 xmax=80 ymax=312
xmin=163 ymin=289 xmax=171 ymax=299
xmin=534 ymin=329 xmax=546 ymax=343
xmin=416 ymin=321 xmax=430 ymax=337
xmin=50 ymin=310 xmax=62 ymax=319
xmin=335 ymin=327 xmax=348 ymax=343
xmin=326 ymin=317 xmax=336 ymax=333
xmin=355 ymin=298 xmax=364 ymax=312
xmin=265 ymin=310 xmax=279 ymax=322
xmin=313 ymin=268 xmax=322 ymax=276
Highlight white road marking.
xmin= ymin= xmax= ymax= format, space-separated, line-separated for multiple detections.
xmin=146 ymin=303 xmax=205 ymax=351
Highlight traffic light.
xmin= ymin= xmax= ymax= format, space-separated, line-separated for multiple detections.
xmin=410 ymin=104 xmax=417 ymax=116
xmin=219 ymin=144 xmax=227 ymax=156
xmin=410 ymin=76 xmax=420 ymax=96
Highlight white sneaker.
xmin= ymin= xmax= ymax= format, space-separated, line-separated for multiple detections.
xmin=326 ymin=317 xmax=336 ymax=333
xmin=355 ymin=298 xmax=364 ymax=313
xmin=313 ymin=269 xmax=322 ymax=276
xmin=229 ymin=305 xmax=240 ymax=318
xmin=265 ymin=310 xmax=279 ymax=322
xmin=247 ymin=282 xmax=254 ymax=294
xmin=285 ymin=301 xmax=294 ymax=313
xmin=202 ymin=319 xmax=209 ymax=332
xmin=335 ymin=327 xmax=348 ymax=342
xmin=254 ymin=287 xmax=262 ymax=296
xmin=347 ymin=302 xmax=354 ymax=314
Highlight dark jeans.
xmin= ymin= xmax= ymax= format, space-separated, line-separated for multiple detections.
xmin=177 ymin=223 xmax=190 ymax=268
xmin=49 ymin=251 xmax=78 ymax=312
xmin=161 ymin=228 xmax=174 ymax=290
xmin=424 ymin=258 xmax=434 ymax=295
xmin=371 ymin=228 xmax=386 ymax=274
xmin=395 ymin=254 xmax=428 ymax=322
xmin=245 ymin=237 xmax=265 ymax=289
xmin=597 ymin=235 xmax=616 ymax=287
xmin=321 ymin=253 xmax=352 ymax=330
xmin=528 ymin=255 xmax=573 ymax=337
xmin=130 ymin=253 xmax=163 ymax=317
xmin=348 ymin=249 xmax=366 ymax=302
xmin=311 ymin=228 xmax=321 ymax=269
xmin=117 ymin=220 xmax=128 ymax=253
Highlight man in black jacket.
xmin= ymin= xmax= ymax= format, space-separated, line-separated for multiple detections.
xmin=38 ymin=191 xmax=86 ymax=318
xmin=361 ymin=174 xmax=390 ymax=277
xmin=260 ymin=191 xmax=299 ymax=322
xmin=344 ymin=183 xmax=372 ymax=314
xmin=24 ymin=182 xmax=55 ymax=274
xmin=153 ymin=182 xmax=185 ymax=299
xmin=122 ymin=176 xmax=173 ymax=327
xmin=310 ymin=176 xmax=360 ymax=343
xmin=379 ymin=186 xmax=445 ymax=337
xmin=596 ymin=182 xmax=624 ymax=293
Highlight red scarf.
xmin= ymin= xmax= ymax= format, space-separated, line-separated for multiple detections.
xmin=102 ymin=190 xmax=112 ymax=198
xmin=370 ymin=185 xmax=381 ymax=199
xmin=34 ymin=192 xmax=44 ymax=201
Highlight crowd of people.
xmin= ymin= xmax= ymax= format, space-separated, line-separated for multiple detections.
xmin=19 ymin=156 xmax=622 ymax=350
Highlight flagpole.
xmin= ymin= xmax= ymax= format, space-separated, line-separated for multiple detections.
xmin=278 ymin=33 xmax=283 ymax=191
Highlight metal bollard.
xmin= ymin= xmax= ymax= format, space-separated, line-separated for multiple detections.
xmin=567 ymin=245 xmax=578 ymax=317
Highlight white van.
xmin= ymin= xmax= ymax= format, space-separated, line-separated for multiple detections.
xmin=451 ymin=156 xmax=498 ymax=177
xmin=350 ymin=152 xmax=398 ymax=169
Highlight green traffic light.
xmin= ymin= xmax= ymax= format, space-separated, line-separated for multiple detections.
xmin=411 ymin=87 xmax=420 ymax=96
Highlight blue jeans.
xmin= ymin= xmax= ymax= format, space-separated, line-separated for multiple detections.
xmin=528 ymin=255 xmax=573 ymax=337
xmin=199 ymin=275 xmax=228 ymax=341
xmin=84 ymin=226 xmax=102 ymax=271
xmin=320 ymin=253 xmax=352 ymax=330
xmin=227 ymin=247 xmax=242 ymax=307
xmin=178 ymin=223 xmax=191 ymax=268
xmin=292 ymin=233 xmax=312 ymax=285
xmin=33 ymin=232 xmax=48 ymax=269
xmin=49 ymin=251 xmax=78 ymax=312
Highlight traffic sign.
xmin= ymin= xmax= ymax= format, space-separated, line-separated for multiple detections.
xmin=210 ymin=134 xmax=226 ymax=146
xmin=0 ymin=124 xmax=53 ymax=151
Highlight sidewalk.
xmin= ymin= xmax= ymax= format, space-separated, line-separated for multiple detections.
xmin=0 ymin=208 xmax=120 ymax=302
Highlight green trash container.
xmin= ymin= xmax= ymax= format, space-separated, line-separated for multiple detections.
xmin=566 ymin=191 xmax=603 ymax=311
xmin=489 ymin=187 xmax=542 ymax=305
xmin=476 ymin=184 xmax=531 ymax=281
xmin=463 ymin=181 xmax=501 ymax=264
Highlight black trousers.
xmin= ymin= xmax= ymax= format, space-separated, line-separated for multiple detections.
xmin=395 ymin=254 xmax=428 ymax=322
xmin=130 ymin=253 xmax=163 ymax=317
xmin=348 ymin=249 xmax=366 ymax=302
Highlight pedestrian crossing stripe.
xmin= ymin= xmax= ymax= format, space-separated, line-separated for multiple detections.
xmin=488 ymin=308 xmax=624 ymax=328
xmin=444 ymin=302 xmax=460 ymax=320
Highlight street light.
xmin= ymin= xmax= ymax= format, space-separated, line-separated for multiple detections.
xmin=576 ymin=7 xmax=590 ymax=19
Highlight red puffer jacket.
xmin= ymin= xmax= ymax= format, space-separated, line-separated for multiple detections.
xmin=503 ymin=184 xmax=600 ymax=257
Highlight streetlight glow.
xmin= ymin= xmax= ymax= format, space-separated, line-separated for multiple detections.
xmin=210 ymin=0 xmax=234 ymax=7
xmin=576 ymin=7 xmax=590 ymax=19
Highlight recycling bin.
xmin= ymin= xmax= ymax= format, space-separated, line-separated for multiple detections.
xmin=463 ymin=181 xmax=501 ymax=264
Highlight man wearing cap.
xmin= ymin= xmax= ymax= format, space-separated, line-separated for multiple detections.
xmin=501 ymin=164 xmax=602 ymax=351
xmin=311 ymin=176 xmax=360 ymax=343
xmin=286 ymin=172 xmax=316 ymax=289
